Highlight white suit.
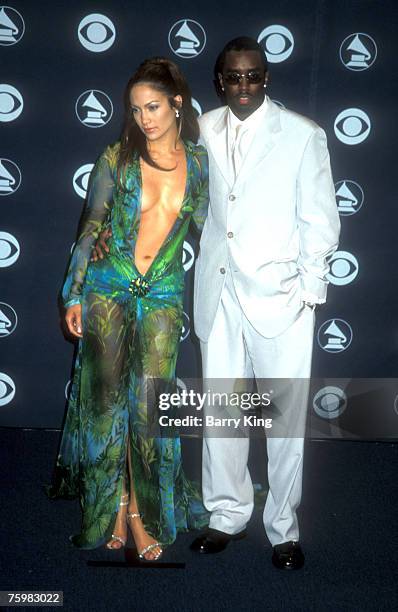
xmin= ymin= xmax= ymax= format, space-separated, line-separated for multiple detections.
xmin=194 ymin=99 xmax=340 ymax=545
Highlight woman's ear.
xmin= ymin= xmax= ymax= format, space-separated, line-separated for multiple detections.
xmin=174 ymin=95 xmax=183 ymax=109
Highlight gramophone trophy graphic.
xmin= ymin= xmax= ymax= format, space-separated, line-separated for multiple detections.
xmin=345 ymin=35 xmax=373 ymax=69
xmin=335 ymin=181 xmax=358 ymax=215
xmin=0 ymin=161 xmax=16 ymax=194
xmin=174 ymin=20 xmax=201 ymax=56
xmin=322 ymin=320 xmax=348 ymax=352
xmin=81 ymin=91 xmax=108 ymax=126
xmin=0 ymin=7 xmax=20 ymax=44
xmin=0 ymin=308 xmax=13 ymax=336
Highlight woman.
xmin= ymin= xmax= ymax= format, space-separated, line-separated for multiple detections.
xmin=47 ymin=57 xmax=209 ymax=560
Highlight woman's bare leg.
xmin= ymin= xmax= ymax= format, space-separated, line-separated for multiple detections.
xmin=106 ymin=480 xmax=128 ymax=549
xmin=126 ymin=441 xmax=162 ymax=560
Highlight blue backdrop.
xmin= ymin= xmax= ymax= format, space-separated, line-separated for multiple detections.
xmin=1 ymin=0 xmax=397 ymax=439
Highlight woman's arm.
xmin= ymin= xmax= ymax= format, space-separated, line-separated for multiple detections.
xmin=192 ymin=145 xmax=209 ymax=232
xmin=62 ymin=146 xmax=115 ymax=308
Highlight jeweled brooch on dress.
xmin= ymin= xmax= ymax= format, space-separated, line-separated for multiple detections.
xmin=128 ymin=276 xmax=151 ymax=297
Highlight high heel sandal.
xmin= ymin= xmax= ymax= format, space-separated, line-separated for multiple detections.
xmin=127 ymin=512 xmax=163 ymax=561
xmin=106 ymin=494 xmax=129 ymax=550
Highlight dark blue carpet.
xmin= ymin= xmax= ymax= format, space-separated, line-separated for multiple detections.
xmin=0 ymin=429 xmax=396 ymax=611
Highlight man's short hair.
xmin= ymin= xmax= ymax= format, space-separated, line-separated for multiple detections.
xmin=215 ymin=36 xmax=268 ymax=76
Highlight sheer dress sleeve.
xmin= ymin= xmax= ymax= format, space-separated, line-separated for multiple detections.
xmin=62 ymin=147 xmax=115 ymax=308
xmin=191 ymin=144 xmax=209 ymax=232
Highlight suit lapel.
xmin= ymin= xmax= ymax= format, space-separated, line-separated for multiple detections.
xmin=206 ymin=107 xmax=233 ymax=188
xmin=233 ymin=99 xmax=282 ymax=189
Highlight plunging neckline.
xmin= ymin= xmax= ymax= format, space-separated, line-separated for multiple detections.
xmin=133 ymin=142 xmax=190 ymax=279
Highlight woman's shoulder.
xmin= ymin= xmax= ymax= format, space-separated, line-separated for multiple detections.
xmin=184 ymin=139 xmax=208 ymax=158
xmin=185 ymin=141 xmax=208 ymax=175
xmin=101 ymin=141 xmax=121 ymax=169
xmin=184 ymin=141 xmax=208 ymax=183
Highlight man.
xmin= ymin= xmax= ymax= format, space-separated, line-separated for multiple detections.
xmin=190 ymin=37 xmax=340 ymax=569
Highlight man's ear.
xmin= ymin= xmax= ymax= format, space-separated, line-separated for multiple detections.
xmin=218 ymin=72 xmax=224 ymax=91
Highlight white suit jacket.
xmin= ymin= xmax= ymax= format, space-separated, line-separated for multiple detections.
xmin=194 ymin=98 xmax=340 ymax=341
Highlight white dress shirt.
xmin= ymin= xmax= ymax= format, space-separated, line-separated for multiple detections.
xmin=227 ymin=96 xmax=269 ymax=178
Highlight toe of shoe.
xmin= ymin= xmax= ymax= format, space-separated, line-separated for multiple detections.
xmin=272 ymin=543 xmax=305 ymax=570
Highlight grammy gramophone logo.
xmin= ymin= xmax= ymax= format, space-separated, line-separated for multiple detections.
xmin=168 ymin=19 xmax=206 ymax=58
xmin=317 ymin=319 xmax=353 ymax=353
xmin=0 ymin=302 xmax=17 ymax=337
xmin=335 ymin=180 xmax=364 ymax=216
xmin=0 ymin=159 xmax=21 ymax=196
xmin=75 ymin=90 xmax=113 ymax=128
xmin=340 ymin=33 xmax=377 ymax=71
xmin=0 ymin=6 xmax=25 ymax=46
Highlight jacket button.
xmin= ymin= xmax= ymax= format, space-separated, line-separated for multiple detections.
xmin=227 ymin=231 xmax=234 ymax=238
xmin=220 ymin=267 xmax=226 ymax=274
xmin=229 ymin=194 xmax=236 ymax=201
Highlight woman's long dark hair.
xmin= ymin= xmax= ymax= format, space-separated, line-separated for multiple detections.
xmin=117 ymin=57 xmax=199 ymax=187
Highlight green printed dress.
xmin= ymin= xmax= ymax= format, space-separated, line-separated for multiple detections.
xmin=47 ymin=140 xmax=209 ymax=549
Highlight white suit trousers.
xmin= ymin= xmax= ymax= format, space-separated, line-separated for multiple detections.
xmin=200 ymin=270 xmax=315 ymax=546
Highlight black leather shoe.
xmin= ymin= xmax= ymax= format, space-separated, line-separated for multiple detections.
xmin=190 ymin=528 xmax=247 ymax=554
xmin=272 ymin=541 xmax=305 ymax=570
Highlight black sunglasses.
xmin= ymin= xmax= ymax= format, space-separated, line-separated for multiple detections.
xmin=223 ymin=71 xmax=264 ymax=85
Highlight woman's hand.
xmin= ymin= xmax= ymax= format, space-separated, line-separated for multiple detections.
xmin=65 ymin=304 xmax=83 ymax=338
xmin=91 ymin=228 xmax=112 ymax=262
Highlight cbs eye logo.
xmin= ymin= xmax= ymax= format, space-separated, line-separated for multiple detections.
xmin=65 ymin=379 xmax=72 ymax=400
xmin=0 ymin=372 xmax=16 ymax=406
xmin=180 ymin=312 xmax=190 ymax=342
xmin=182 ymin=240 xmax=195 ymax=272
xmin=393 ymin=394 xmax=398 ymax=417
xmin=258 ymin=25 xmax=294 ymax=63
xmin=327 ymin=251 xmax=359 ymax=286
xmin=0 ymin=84 xmax=23 ymax=122
xmin=334 ymin=108 xmax=371 ymax=145
xmin=313 ymin=386 xmax=347 ymax=419
xmin=0 ymin=6 xmax=25 ymax=46
xmin=73 ymin=164 xmax=94 ymax=199
xmin=191 ymin=98 xmax=202 ymax=117
xmin=176 ymin=378 xmax=188 ymax=409
xmin=0 ymin=231 xmax=20 ymax=267
xmin=78 ymin=14 xmax=116 ymax=53
xmin=176 ymin=377 xmax=187 ymax=395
